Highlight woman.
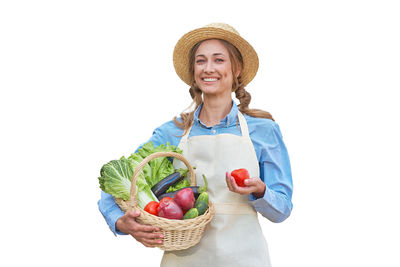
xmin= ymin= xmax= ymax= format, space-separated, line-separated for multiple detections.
xmin=98 ymin=23 xmax=293 ymax=266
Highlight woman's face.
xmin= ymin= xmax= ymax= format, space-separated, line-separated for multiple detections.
xmin=194 ymin=39 xmax=236 ymax=96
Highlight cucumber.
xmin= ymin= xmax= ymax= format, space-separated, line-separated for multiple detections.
xmin=195 ymin=201 xmax=208 ymax=215
xmin=195 ymin=192 xmax=209 ymax=204
xmin=194 ymin=192 xmax=209 ymax=215
xmin=183 ymin=208 xmax=199 ymax=220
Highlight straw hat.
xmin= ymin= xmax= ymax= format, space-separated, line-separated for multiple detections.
xmin=173 ymin=23 xmax=259 ymax=87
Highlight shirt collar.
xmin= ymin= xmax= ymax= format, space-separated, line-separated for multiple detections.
xmin=193 ymin=100 xmax=239 ymax=128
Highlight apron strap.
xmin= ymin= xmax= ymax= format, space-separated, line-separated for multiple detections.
xmin=179 ymin=123 xmax=192 ymax=146
xmin=237 ymin=111 xmax=250 ymax=138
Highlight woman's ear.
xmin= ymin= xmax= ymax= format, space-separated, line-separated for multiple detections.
xmin=235 ymin=65 xmax=242 ymax=79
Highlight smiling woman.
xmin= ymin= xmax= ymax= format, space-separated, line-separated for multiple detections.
xmin=98 ymin=23 xmax=293 ymax=267
xmin=175 ymin=32 xmax=274 ymax=133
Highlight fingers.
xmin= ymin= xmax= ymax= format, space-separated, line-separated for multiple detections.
xmin=225 ymin=172 xmax=234 ymax=191
xmin=244 ymin=178 xmax=266 ymax=197
xmin=226 ymin=171 xmax=249 ymax=195
xmin=243 ymin=178 xmax=259 ymax=187
xmin=125 ymin=209 xmax=164 ymax=247
xmin=133 ymin=222 xmax=160 ymax=233
xmin=125 ymin=209 xmax=140 ymax=219
xmin=135 ymin=236 xmax=164 ymax=247
xmin=126 ymin=210 xmax=161 ymax=232
xmin=226 ymin=173 xmax=264 ymax=195
xmin=133 ymin=230 xmax=164 ymax=247
xmin=134 ymin=230 xmax=163 ymax=240
xmin=142 ymin=238 xmax=163 ymax=248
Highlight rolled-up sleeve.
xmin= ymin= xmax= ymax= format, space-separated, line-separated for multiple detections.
xmin=250 ymin=122 xmax=293 ymax=223
xmin=98 ymin=191 xmax=127 ymax=235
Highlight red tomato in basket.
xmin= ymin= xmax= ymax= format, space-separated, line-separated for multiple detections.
xmin=144 ymin=201 xmax=159 ymax=216
xmin=231 ymin=168 xmax=250 ymax=187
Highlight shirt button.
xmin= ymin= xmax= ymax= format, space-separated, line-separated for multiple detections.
xmin=212 ymin=129 xmax=216 ymax=134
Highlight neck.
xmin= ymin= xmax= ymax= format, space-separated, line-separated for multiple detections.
xmin=199 ymin=93 xmax=232 ymax=127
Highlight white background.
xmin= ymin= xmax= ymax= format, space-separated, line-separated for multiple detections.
xmin=1 ymin=0 xmax=399 ymax=266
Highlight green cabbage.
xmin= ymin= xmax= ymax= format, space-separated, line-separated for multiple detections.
xmin=98 ymin=142 xmax=182 ymax=209
xmin=98 ymin=156 xmax=157 ymax=208
xmin=99 ymin=157 xmax=132 ymax=201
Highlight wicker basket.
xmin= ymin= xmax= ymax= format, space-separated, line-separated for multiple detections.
xmin=115 ymin=151 xmax=214 ymax=251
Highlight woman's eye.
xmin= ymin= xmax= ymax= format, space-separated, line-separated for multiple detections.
xmin=196 ymin=59 xmax=205 ymax=64
xmin=216 ymin=58 xmax=224 ymax=62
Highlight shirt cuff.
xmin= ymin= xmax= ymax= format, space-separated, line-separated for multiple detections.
xmin=249 ymin=187 xmax=292 ymax=223
xmin=101 ymin=204 xmax=127 ymax=236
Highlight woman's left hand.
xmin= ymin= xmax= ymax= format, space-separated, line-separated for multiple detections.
xmin=225 ymin=171 xmax=266 ymax=198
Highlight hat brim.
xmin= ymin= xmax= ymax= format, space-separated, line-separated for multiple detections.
xmin=173 ymin=27 xmax=259 ymax=87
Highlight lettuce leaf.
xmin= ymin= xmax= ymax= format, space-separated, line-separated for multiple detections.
xmin=127 ymin=156 xmax=159 ymax=209
xmin=166 ymin=179 xmax=190 ymax=193
xmin=98 ymin=156 xmax=157 ymax=208
xmin=133 ymin=142 xmax=182 ymax=188
xmin=98 ymin=142 xmax=183 ymax=208
xmin=99 ymin=157 xmax=133 ymax=201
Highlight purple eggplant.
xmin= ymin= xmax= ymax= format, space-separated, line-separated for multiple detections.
xmin=151 ymin=172 xmax=183 ymax=197
xmin=157 ymin=175 xmax=208 ymax=200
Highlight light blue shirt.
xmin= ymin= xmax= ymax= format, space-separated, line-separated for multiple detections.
xmin=98 ymin=102 xmax=293 ymax=235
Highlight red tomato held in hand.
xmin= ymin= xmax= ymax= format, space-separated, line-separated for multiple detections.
xmin=231 ymin=168 xmax=250 ymax=187
xmin=144 ymin=201 xmax=160 ymax=216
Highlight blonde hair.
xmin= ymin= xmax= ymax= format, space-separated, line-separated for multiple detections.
xmin=174 ymin=39 xmax=274 ymax=135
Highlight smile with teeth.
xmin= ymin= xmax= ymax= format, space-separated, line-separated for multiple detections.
xmin=202 ymin=77 xmax=219 ymax=82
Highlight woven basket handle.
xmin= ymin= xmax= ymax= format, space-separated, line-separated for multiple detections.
xmin=129 ymin=151 xmax=196 ymax=208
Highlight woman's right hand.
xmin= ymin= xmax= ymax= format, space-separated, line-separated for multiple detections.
xmin=115 ymin=210 xmax=163 ymax=247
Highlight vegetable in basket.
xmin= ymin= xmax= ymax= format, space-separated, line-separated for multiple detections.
xmin=133 ymin=141 xmax=182 ymax=188
xmin=158 ymin=197 xmax=184 ymax=220
xmin=98 ymin=141 xmax=183 ymax=209
xmin=166 ymin=178 xmax=190 ymax=193
xmin=173 ymin=188 xmax=195 ymax=213
xmin=151 ymin=168 xmax=189 ymax=197
xmin=183 ymin=208 xmax=198 ymax=220
xmin=181 ymin=191 xmax=209 ymax=220
xmin=157 ymin=174 xmax=208 ymax=200
xmin=144 ymin=201 xmax=160 ymax=216
xmin=98 ymin=156 xmax=157 ymax=208
xmin=195 ymin=192 xmax=209 ymax=215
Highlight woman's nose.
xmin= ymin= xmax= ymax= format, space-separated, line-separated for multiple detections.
xmin=204 ymin=61 xmax=215 ymax=73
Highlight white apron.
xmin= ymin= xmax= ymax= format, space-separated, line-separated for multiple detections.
xmin=161 ymin=111 xmax=271 ymax=267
